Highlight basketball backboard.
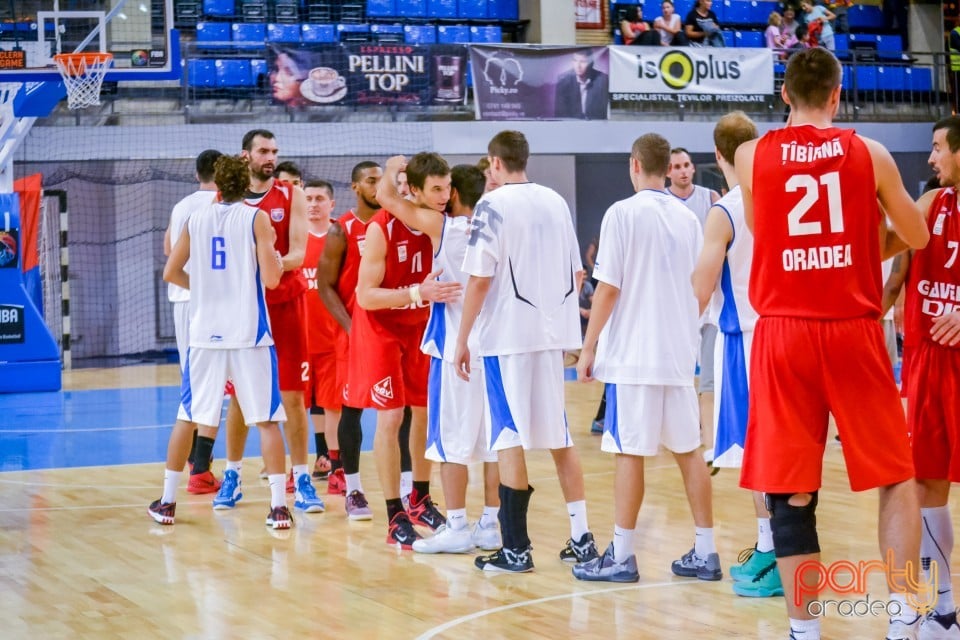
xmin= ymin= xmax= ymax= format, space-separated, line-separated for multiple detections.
xmin=0 ymin=0 xmax=180 ymax=82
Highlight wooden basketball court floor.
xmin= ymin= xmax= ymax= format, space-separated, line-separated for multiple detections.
xmin=0 ymin=364 xmax=940 ymax=639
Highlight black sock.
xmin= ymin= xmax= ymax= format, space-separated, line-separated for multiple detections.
xmin=192 ymin=435 xmax=215 ymax=475
xmin=594 ymin=389 xmax=606 ymax=422
xmin=187 ymin=429 xmax=198 ymax=466
xmin=314 ymin=432 xmax=328 ymax=458
xmin=386 ymin=498 xmax=405 ymax=521
xmin=398 ymin=406 xmax=412 ymax=473
xmin=498 ymin=484 xmax=513 ymax=549
xmin=502 ymin=484 xmax=534 ymax=549
xmin=338 ymin=406 xmax=363 ymax=475
xmin=411 ymin=480 xmax=430 ymax=504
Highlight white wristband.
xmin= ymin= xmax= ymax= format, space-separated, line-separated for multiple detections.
xmin=409 ymin=285 xmax=422 ymax=305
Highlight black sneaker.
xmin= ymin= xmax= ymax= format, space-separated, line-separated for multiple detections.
xmin=386 ymin=512 xmax=422 ymax=550
xmin=407 ymin=493 xmax=446 ymax=531
xmin=559 ymin=531 xmax=600 ymax=563
xmin=475 ymin=546 xmax=534 ymax=573
xmin=148 ymin=499 xmax=176 ymax=525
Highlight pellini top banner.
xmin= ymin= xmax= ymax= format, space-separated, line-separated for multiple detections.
xmin=608 ymin=45 xmax=774 ymax=104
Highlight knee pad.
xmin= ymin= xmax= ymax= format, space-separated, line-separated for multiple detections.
xmin=766 ymin=492 xmax=820 ymax=558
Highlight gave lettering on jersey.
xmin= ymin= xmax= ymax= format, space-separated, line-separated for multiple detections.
xmin=782 ymin=244 xmax=852 ymax=271
xmin=303 ymin=267 xmax=318 ymax=289
xmin=917 ymin=279 xmax=960 ymax=317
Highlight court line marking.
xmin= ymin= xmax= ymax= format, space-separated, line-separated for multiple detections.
xmin=413 ymin=580 xmax=694 ymax=640
xmin=1 ymin=424 xmax=172 ymax=434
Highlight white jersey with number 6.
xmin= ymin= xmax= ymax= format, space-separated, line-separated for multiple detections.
xmin=188 ymin=200 xmax=274 ymax=349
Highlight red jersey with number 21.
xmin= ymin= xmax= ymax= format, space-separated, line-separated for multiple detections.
xmin=750 ymin=126 xmax=882 ymax=320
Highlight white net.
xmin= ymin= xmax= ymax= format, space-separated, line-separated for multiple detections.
xmin=53 ymin=53 xmax=113 ymax=110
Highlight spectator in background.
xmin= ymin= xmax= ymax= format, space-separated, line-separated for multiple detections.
xmin=825 ymin=0 xmax=851 ymax=35
xmin=685 ymin=0 xmax=725 ymax=47
xmin=621 ymin=6 xmax=660 ymax=45
xmin=780 ymin=6 xmax=802 ymax=47
xmin=654 ymin=0 xmax=689 ymax=46
xmin=765 ymin=12 xmax=787 ymax=50
xmin=800 ymin=0 xmax=835 ymax=50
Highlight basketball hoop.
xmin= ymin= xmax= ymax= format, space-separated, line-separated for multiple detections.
xmin=53 ymin=52 xmax=113 ymax=109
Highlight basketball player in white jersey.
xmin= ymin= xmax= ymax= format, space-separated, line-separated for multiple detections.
xmin=377 ymin=157 xmax=503 ymax=554
xmin=691 ymin=112 xmax=782 ymax=596
xmin=574 ymin=133 xmax=719 ymax=583
xmin=668 ymin=148 xmax=721 ymax=461
xmin=150 ymin=154 xmax=292 ymax=530
xmin=163 ymin=149 xmax=223 ymax=495
xmin=456 ymin=130 xmax=597 ymax=573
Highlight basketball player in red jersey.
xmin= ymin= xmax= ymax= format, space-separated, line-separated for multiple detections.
xmin=353 ymin=152 xmax=462 ymax=548
xmin=215 ymin=129 xmax=326 ymax=515
xmin=735 ymin=48 xmax=930 ymax=640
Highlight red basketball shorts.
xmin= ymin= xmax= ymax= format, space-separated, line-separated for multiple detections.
xmin=268 ymin=294 xmax=308 ymax=393
xmin=306 ymin=351 xmax=340 ymax=410
xmin=907 ymin=342 xmax=960 ymax=481
xmin=346 ymin=311 xmax=428 ymax=410
xmin=740 ymin=317 xmax=914 ymax=493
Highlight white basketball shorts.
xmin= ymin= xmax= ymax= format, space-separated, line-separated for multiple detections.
xmin=600 ymin=383 xmax=700 ymax=457
xmin=173 ymin=301 xmax=189 ymax=373
xmin=425 ymin=357 xmax=497 ymax=465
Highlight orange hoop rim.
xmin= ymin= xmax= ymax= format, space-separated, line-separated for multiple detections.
xmin=53 ymin=52 xmax=113 ymax=76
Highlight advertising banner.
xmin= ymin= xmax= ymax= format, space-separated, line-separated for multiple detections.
xmin=267 ymin=44 xmax=468 ymax=107
xmin=470 ymin=45 xmax=609 ymax=120
xmin=609 ymin=45 xmax=774 ymax=105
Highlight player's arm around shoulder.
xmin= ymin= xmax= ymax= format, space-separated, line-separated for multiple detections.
xmin=862 ymin=135 xmax=929 ymax=250
xmin=693 ymin=205 xmax=733 ymax=316
xmin=283 ymin=185 xmax=308 ymax=271
xmin=254 ymin=209 xmax=283 ymax=289
xmin=734 ymin=139 xmax=758 ymax=232
xmin=378 ymin=155 xmax=443 ymax=245
xmin=163 ymin=225 xmax=191 ymax=289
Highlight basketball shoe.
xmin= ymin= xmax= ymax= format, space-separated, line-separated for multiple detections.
xmin=266 ymin=505 xmax=294 ymax=530
xmin=571 ymin=542 xmax=639 ymax=583
xmin=731 ymin=559 xmax=783 ymax=597
xmin=730 ymin=545 xmax=776 ymax=582
xmin=671 ymin=547 xmax=723 ymax=581
xmin=386 ymin=512 xmax=422 ymax=550
xmin=312 ymin=455 xmax=332 ymax=480
xmin=407 ymin=494 xmax=446 ymax=531
xmin=559 ymin=531 xmax=600 ymax=563
xmin=293 ymin=473 xmax=325 ymax=513
xmin=345 ymin=489 xmax=373 ymax=520
xmin=475 ymin=546 xmax=534 ymax=573
xmin=148 ymin=500 xmax=176 ymax=525
xmin=919 ymin=611 xmax=960 ymax=639
xmin=186 ymin=470 xmax=221 ymax=495
xmin=212 ymin=469 xmax=243 ymax=510
xmin=327 ymin=468 xmax=346 ymax=496
xmin=471 ymin=520 xmax=503 ymax=551
xmin=412 ymin=524 xmax=474 ymax=554
xmin=887 ymin=616 xmax=921 ymax=640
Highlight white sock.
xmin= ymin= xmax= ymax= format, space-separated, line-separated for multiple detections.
xmin=345 ymin=472 xmax=363 ymax=495
xmin=613 ymin=525 xmax=635 ymax=563
xmin=921 ymin=506 xmax=955 ymax=615
xmin=888 ymin=593 xmax=921 ymax=624
xmin=447 ymin=508 xmax=467 ymax=531
xmin=480 ymin=505 xmax=499 ymax=528
xmin=162 ymin=469 xmax=181 ymax=504
xmin=400 ymin=471 xmax=413 ymax=498
xmin=695 ymin=527 xmax=716 ymax=557
xmin=567 ymin=500 xmax=589 ymax=541
xmin=225 ymin=460 xmax=242 ymax=474
xmin=757 ymin=518 xmax=774 ymax=553
xmin=292 ymin=464 xmax=308 ymax=480
xmin=789 ymin=618 xmax=821 ymax=640
xmin=268 ymin=473 xmax=286 ymax=508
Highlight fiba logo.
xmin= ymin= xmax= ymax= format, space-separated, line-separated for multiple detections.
xmin=0 ymin=230 xmax=17 ymax=268
xmin=0 ymin=304 xmax=24 ymax=344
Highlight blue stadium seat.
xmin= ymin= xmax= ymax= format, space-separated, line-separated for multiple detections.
xmin=195 ymin=22 xmax=232 ymax=49
xmin=735 ymin=30 xmax=763 ymax=48
xmin=904 ymin=67 xmax=932 ymax=93
xmin=371 ymin=23 xmax=405 ymax=42
xmin=845 ymin=65 xmax=877 ymax=91
xmin=232 ymin=23 xmax=266 ymax=47
xmin=876 ymin=66 xmax=904 ymax=91
xmin=187 ymin=59 xmax=217 ymax=87
xmin=877 ymin=34 xmax=903 ymax=60
xmin=250 ymin=58 xmax=268 ymax=83
xmin=429 ymin=0 xmax=457 ymax=18
xmin=487 ymin=0 xmax=518 ymax=20
xmin=216 ymin=59 xmax=254 ymax=87
xmin=203 ymin=0 xmax=235 ymax=17
xmin=267 ymin=23 xmax=301 ymax=42
xmin=672 ymin=0 xmax=694 ymax=18
xmin=722 ymin=0 xmax=748 ymax=25
xmin=458 ymin=0 xmax=487 ymax=19
xmin=301 ymin=23 xmax=336 ymax=42
xmin=847 ymin=4 xmax=883 ymax=29
xmin=437 ymin=25 xmax=471 ymax=43
xmin=749 ymin=1 xmax=778 ymax=25
xmin=367 ymin=0 xmax=396 ymax=18
xmin=721 ymin=30 xmax=735 ymax=47
xmin=469 ymin=25 xmax=501 ymax=42
xmin=404 ymin=24 xmax=437 ymax=43
xmin=834 ymin=33 xmax=849 ymax=55
xmin=338 ymin=23 xmax=372 ymax=42
xmin=397 ymin=0 xmax=427 ymax=18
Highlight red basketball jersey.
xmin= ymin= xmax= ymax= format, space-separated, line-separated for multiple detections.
xmin=334 ymin=210 xmax=370 ymax=317
xmin=246 ymin=179 xmax=307 ymax=304
xmin=750 ymin=126 xmax=883 ymax=319
xmin=302 ymin=230 xmax=339 ymax=354
xmin=362 ymin=209 xmax=433 ymax=328
xmin=905 ymin=187 xmax=960 ymax=349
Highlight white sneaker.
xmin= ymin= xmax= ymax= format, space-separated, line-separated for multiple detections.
xmin=471 ymin=520 xmax=503 ymax=551
xmin=412 ymin=524 xmax=474 ymax=554
xmin=919 ymin=611 xmax=960 ymax=640
xmin=888 ymin=616 xmax=920 ymax=640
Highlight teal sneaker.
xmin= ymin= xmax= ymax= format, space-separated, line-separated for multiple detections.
xmin=732 ymin=559 xmax=784 ymax=597
xmin=730 ymin=545 xmax=776 ymax=582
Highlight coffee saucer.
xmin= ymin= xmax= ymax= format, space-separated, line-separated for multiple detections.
xmin=300 ymin=81 xmax=347 ymax=104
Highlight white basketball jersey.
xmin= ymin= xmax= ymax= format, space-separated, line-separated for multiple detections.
xmin=167 ymin=190 xmax=216 ymax=303
xmin=713 ymin=186 xmax=758 ymax=334
xmin=592 ymin=189 xmax=702 ymax=386
xmin=462 ymin=183 xmax=583 ymax=356
xmin=187 ymin=200 xmax=273 ymax=349
xmin=670 ymin=184 xmax=720 ymax=324
xmin=421 ymin=215 xmax=479 ymax=361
